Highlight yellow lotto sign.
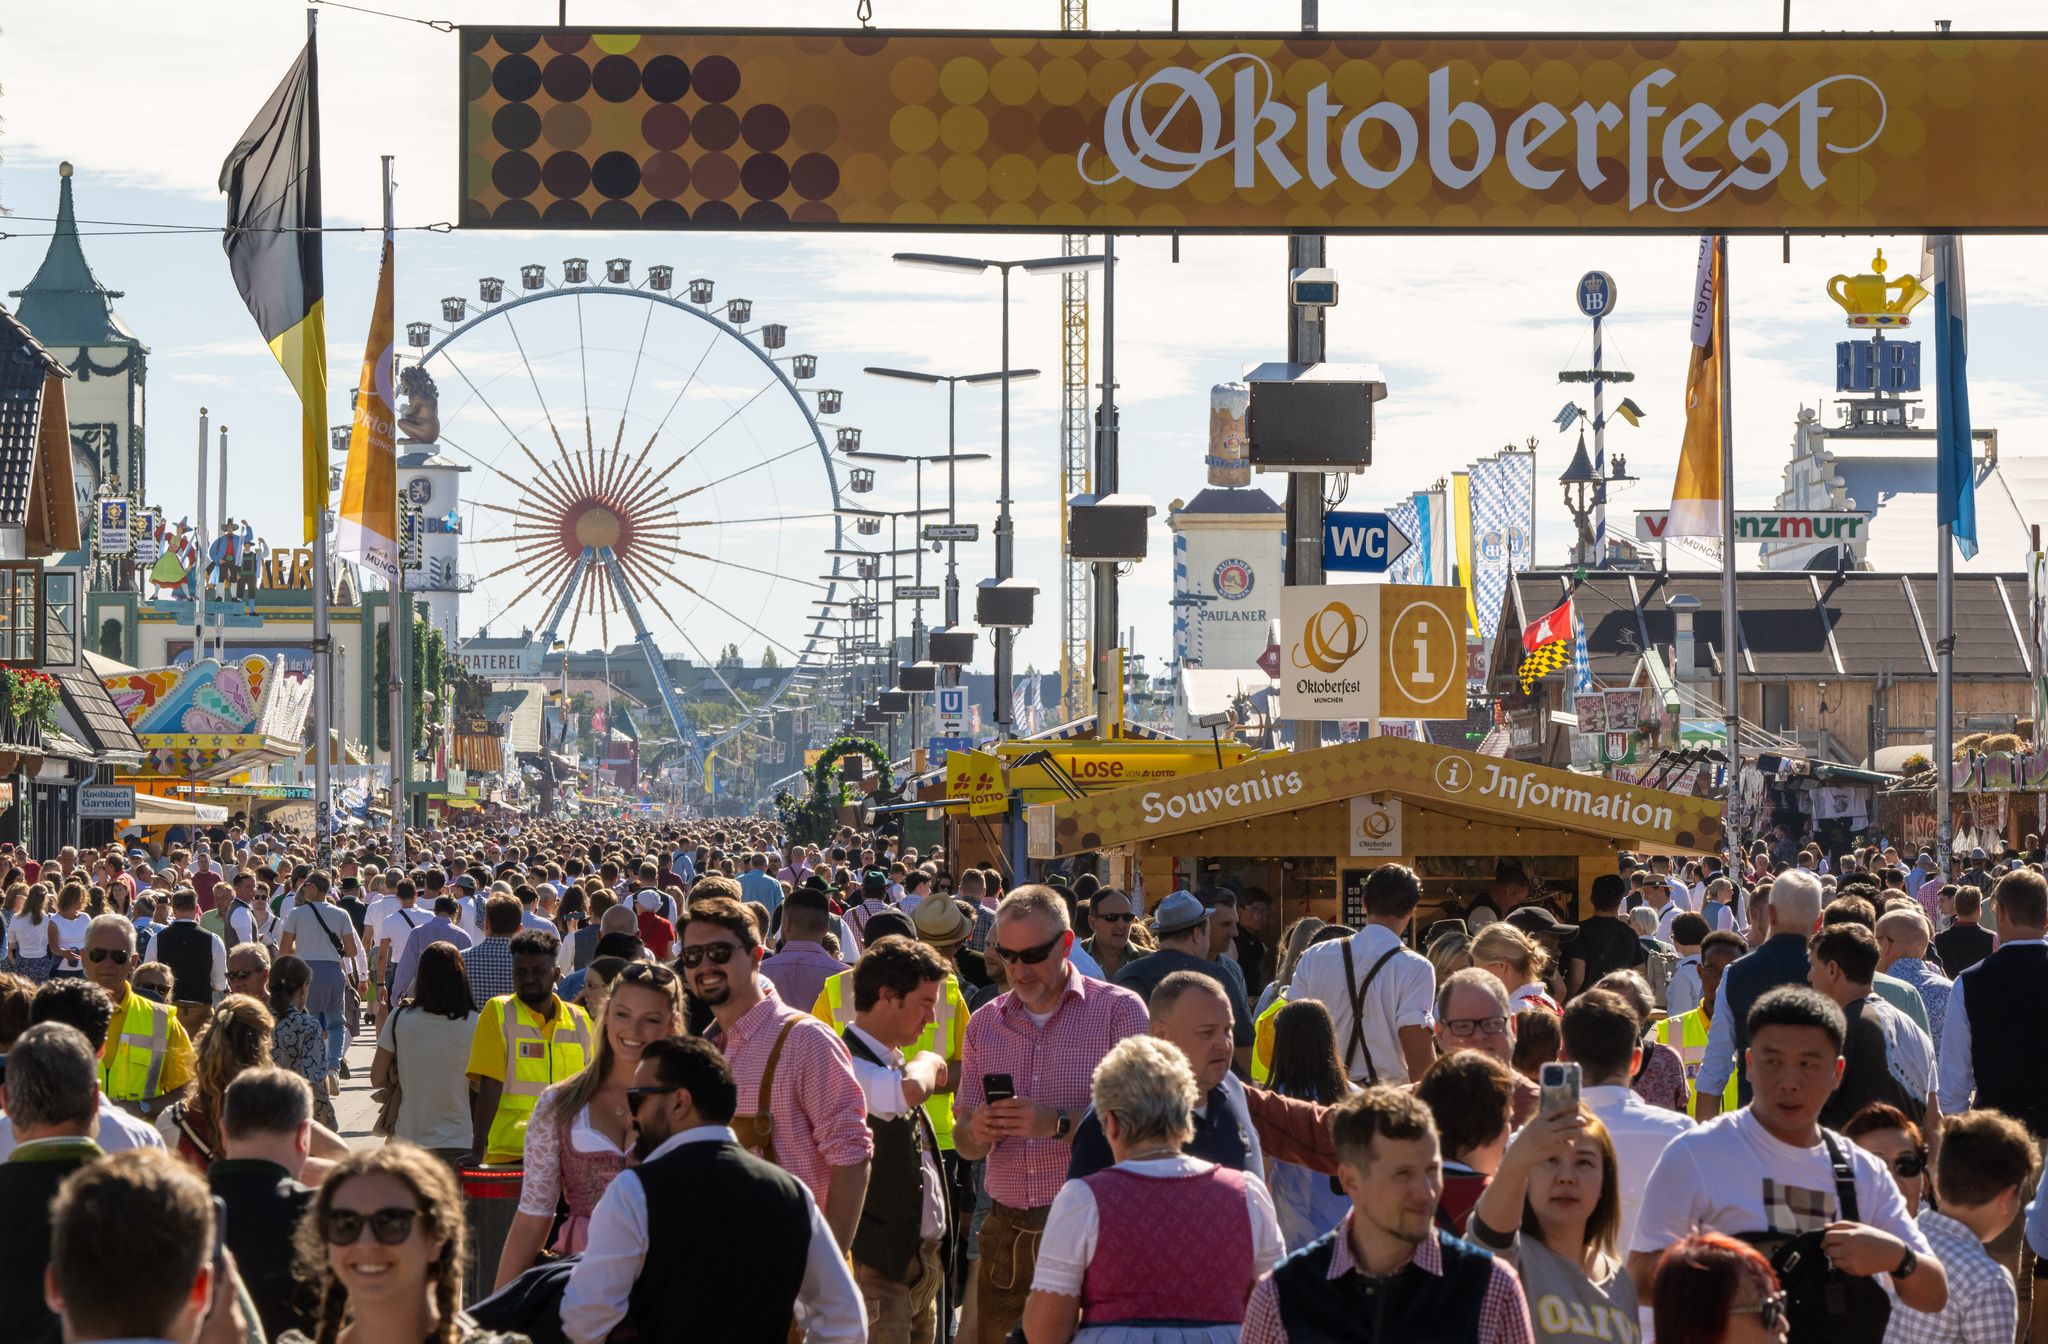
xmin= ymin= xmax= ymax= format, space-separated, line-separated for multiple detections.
xmin=459 ymin=30 xmax=2048 ymax=233
xmin=999 ymin=740 xmax=1260 ymax=795
xmin=945 ymin=749 xmax=1008 ymax=817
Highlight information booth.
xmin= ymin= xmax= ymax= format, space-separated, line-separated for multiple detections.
xmin=1028 ymin=736 xmax=1724 ymax=934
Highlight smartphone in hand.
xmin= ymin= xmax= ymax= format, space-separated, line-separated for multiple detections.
xmin=983 ymin=1072 xmax=1016 ymax=1106
xmin=1539 ymin=1061 xmax=1582 ymax=1117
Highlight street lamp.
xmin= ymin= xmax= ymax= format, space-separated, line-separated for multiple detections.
xmin=846 ymin=441 xmax=993 ymax=692
xmin=864 ymin=365 xmax=1034 ymax=655
xmin=893 ymin=250 xmax=1104 ymax=736
xmin=837 ymin=503 xmax=947 ymax=757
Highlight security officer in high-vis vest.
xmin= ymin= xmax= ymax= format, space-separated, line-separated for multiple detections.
xmin=811 ymin=897 xmax=968 ymax=1151
xmin=1657 ymin=929 xmax=1747 ymax=1117
xmin=1249 ymin=989 xmax=1289 ymax=1084
xmin=465 ymin=929 xmax=594 ymax=1164
xmin=85 ymin=913 xmax=196 ymax=1118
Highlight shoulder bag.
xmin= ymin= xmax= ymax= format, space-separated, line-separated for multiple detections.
xmin=1740 ymin=1132 xmax=1893 ymax=1344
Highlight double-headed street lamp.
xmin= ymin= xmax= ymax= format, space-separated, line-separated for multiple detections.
xmin=864 ymin=366 xmax=1035 ymax=639
xmin=893 ymin=251 xmax=1105 ymax=735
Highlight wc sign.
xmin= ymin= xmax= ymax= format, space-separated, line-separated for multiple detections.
xmin=1321 ymin=511 xmax=1415 ymax=574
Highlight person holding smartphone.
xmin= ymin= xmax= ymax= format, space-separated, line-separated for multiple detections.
xmin=953 ymin=886 xmax=1149 ymax=1344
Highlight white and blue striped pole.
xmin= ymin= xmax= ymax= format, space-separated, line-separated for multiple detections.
xmin=1591 ymin=308 xmax=1606 ymax=563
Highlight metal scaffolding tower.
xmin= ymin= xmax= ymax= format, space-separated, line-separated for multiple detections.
xmin=1057 ymin=0 xmax=1092 ymax=720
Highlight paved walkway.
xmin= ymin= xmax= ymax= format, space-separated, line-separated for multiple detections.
xmin=333 ymin=1021 xmax=396 ymax=1150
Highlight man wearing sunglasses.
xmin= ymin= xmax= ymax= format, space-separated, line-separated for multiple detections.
xmin=83 ymin=913 xmax=197 ymax=1121
xmin=561 ymin=1035 xmax=866 ymax=1344
xmin=954 ymin=886 xmax=1149 ymax=1344
xmin=1081 ymin=889 xmax=1138 ymax=981
xmin=684 ymin=890 xmax=873 ymax=1251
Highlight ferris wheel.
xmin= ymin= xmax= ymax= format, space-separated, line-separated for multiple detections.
xmin=400 ymin=257 xmax=858 ymax=776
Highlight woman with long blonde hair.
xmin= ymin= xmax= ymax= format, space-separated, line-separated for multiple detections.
xmin=492 ymin=958 xmax=685 ymax=1290
xmin=284 ymin=1143 xmax=520 ymax=1344
xmin=173 ymin=993 xmax=275 ymax=1170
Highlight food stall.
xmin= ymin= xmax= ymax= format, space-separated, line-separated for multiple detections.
xmin=1028 ymin=735 xmax=1724 ymax=932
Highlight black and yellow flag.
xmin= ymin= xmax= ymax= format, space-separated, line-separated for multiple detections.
xmin=220 ymin=35 xmax=327 ymax=543
xmin=1517 ymin=639 xmax=1572 ymax=693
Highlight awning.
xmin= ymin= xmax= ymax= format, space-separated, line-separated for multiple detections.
xmin=129 ymin=793 xmax=230 ymax=826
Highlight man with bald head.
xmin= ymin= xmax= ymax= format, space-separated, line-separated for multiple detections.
xmin=1877 ymin=906 xmax=1954 ymax=1055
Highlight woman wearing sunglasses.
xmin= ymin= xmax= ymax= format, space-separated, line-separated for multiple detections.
xmin=284 ymin=1142 xmax=527 ymax=1344
xmin=493 ymin=958 xmax=684 ymax=1291
xmin=1652 ymin=1232 xmax=1788 ymax=1344
xmin=1842 ymin=1102 xmax=1928 ymax=1215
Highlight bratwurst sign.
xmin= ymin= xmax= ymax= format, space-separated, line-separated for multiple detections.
xmin=458 ymin=29 xmax=2048 ymax=232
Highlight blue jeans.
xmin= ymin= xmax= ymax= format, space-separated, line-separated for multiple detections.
xmin=314 ymin=1009 xmax=348 ymax=1080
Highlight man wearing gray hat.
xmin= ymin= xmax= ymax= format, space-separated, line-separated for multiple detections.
xmin=1110 ymin=891 xmax=1255 ymax=1074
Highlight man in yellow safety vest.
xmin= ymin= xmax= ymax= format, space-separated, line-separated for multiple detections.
xmin=84 ymin=913 xmax=195 ymax=1118
xmin=1655 ymin=929 xmax=1746 ymax=1117
xmin=465 ymin=928 xmax=594 ymax=1164
xmin=811 ymin=898 xmax=967 ymax=1151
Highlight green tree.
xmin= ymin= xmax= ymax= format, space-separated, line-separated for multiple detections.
xmin=761 ymin=646 xmax=779 ymax=669
xmin=717 ymin=643 xmax=743 ymax=668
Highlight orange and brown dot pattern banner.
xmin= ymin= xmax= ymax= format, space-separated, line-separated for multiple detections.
xmin=460 ymin=29 xmax=2048 ymax=233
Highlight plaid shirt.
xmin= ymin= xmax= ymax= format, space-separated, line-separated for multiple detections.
xmin=461 ymin=935 xmax=516 ymax=1004
xmin=717 ymin=983 xmax=874 ymax=1211
xmin=1887 ymin=957 xmax=1954 ymax=1059
xmin=955 ymin=961 xmax=1148 ymax=1209
xmin=1241 ymin=1215 xmax=1535 ymax=1344
xmin=966 ymin=899 xmax=999 ymax=953
xmin=1887 ymin=1209 xmax=2015 ymax=1344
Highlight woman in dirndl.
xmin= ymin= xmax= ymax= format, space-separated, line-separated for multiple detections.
xmin=490 ymin=959 xmax=685 ymax=1292
xmin=1022 ymin=1035 xmax=1286 ymax=1344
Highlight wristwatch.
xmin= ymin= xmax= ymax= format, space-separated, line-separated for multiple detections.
xmin=1054 ymin=1108 xmax=1072 ymax=1139
xmin=1894 ymin=1245 xmax=1919 ymax=1279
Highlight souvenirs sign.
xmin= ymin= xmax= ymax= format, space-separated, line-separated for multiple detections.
xmin=461 ymin=31 xmax=2048 ymax=233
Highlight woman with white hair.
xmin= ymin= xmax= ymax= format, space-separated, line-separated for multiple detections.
xmin=1021 ymin=1035 xmax=1285 ymax=1344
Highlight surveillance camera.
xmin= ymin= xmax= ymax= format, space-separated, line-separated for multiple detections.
xmin=1290 ymin=267 xmax=1338 ymax=308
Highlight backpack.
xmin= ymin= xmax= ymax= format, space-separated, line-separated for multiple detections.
xmin=1642 ymin=944 xmax=1679 ymax=1007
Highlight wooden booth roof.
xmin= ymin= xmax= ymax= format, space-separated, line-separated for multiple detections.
xmin=1031 ymin=735 xmax=1723 ymax=860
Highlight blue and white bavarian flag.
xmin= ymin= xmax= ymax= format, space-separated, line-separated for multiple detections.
xmin=1921 ymin=234 xmax=1977 ymax=560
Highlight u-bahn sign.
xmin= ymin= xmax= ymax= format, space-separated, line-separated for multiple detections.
xmin=460 ymin=30 xmax=2048 ymax=233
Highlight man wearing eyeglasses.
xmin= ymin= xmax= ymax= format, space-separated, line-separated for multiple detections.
xmin=683 ymin=888 xmax=873 ymax=1251
xmin=83 ymin=913 xmax=197 ymax=1120
xmin=953 ymin=885 xmax=1149 ymax=1344
xmin=1433 ymin=968 xmax=1539 ymax=1126
xmin=561 ymin=1034 xmax=866 ymax=1344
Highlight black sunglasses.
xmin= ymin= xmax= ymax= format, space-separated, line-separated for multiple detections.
xmin=133 ymin=982 xmax=170 ymax=1003
xmin=1093 ymin=912 xmax=1136 ymax=924
xmin=993 ymin=931 xmax=1064 ymax=965
xmin=678 ymin=943 xmax=740 ymax=969
xmin=619 ymin=962 xmax=678 ymax=986
xmin=625 ymin=1084 xmax=680 ymax=1112
xmin=1891 ymin=1148 xmax=1930 ymax=1179
xmin=322 ymin=1206 xmax=420 ymax=1246
xmin=87 ymin=948 xmax=131 ymax=965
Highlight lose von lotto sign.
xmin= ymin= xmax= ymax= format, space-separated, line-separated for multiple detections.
xmin=459 ymin=31 xmax=2048 ymax=233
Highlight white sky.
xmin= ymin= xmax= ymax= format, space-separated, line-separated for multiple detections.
xmin=5 ymin=0 xmax=2047 ymax=685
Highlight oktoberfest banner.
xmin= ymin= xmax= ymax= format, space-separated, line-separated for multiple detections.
xmin=460 ymin=30 xmax=2048 ymax=233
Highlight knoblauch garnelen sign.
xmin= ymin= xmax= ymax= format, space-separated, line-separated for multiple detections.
xmin=459 ymin=31 xmax=2048 ymax=232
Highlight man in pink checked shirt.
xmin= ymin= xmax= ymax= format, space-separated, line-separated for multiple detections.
xmin=953 ymin=885 xmax=1148 ymax=1344
xmin=683 ymin=886 xmax=873 ymax=1249
xmin=1240 ymin=1086 xmax=1536 ymax=1344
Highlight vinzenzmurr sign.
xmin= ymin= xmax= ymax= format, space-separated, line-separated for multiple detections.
xmin=460 ymin=30 xmax=2048 ymax=233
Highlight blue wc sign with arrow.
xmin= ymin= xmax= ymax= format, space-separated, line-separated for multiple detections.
xmin=1321 ymin=511 xmax=1414 ymax=573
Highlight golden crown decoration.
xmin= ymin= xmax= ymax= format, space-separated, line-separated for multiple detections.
xmin=1826 ymin=249 xmax=1928 ymax=328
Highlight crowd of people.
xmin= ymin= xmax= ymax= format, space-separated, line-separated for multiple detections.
xmin=0 ymin=816 xmax=2043 ymax=1344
